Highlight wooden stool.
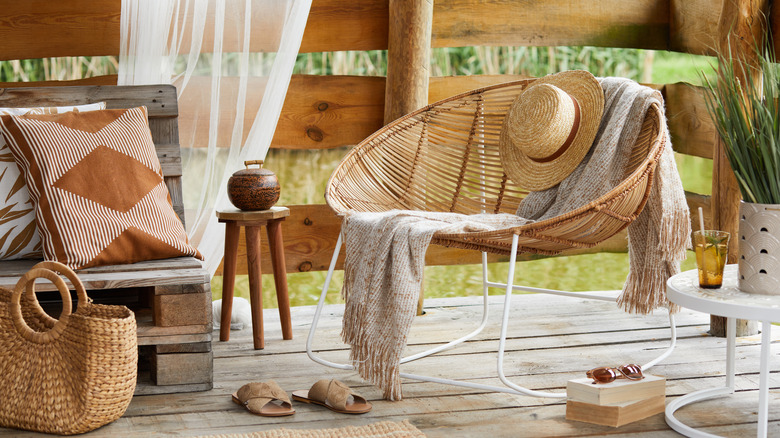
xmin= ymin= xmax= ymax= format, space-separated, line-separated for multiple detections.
xmin=217 ymin=206 xmax=293 ymax=349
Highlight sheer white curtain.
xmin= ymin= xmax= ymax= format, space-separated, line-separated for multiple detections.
xmin=118 ymin=0 xmax=311 ymax=274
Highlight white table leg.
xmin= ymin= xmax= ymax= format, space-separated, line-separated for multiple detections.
xmin=665 ymin=386 xmax=733 ymax=438
xmin=758 ymin=321 xmax=772 ymax=438
xmin=726 ymin=317 xmax=736 ymax=392
xmin=664 ymin=317 xmax=740 ymax=438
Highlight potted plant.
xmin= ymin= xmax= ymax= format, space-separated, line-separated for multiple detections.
xmin=702 ymin=35 xmax=780 ymax=295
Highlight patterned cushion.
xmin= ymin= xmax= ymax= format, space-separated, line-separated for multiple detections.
xmin=0 ymin=103 xmax=105 ymax=260
xmin=0 ymin=106 xmax=202 ymax=269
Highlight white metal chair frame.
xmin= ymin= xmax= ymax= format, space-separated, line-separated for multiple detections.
xmin=306 ymin=231 xmax=677 ymax=398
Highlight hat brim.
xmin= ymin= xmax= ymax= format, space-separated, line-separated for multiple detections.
xmin=499 ymin=70 xmax=605 ymax=191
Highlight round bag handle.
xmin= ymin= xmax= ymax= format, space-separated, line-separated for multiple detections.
xmin=11 ymin=261 xmax=89 ymax=344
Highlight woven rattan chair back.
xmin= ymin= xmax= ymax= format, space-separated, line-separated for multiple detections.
xmin=327 ymin=79 xmax=665 ymax=256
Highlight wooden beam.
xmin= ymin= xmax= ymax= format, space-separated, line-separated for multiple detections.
xmin=214 ymin=204 xmax=343 ymax=276
xmin=0 ymin=0 xmax=120 ymax=61
xmin=174 ymin=75 xmax=385 ymax=150
xmin=0 ymin=75 xmax=118 ymax=88
xmin=773 ymin=0 xmax=780 ymax=60
xmin=0 ymin=0 xmax=390 ymax=60
xmin=429 ymin=74 xmax=529 ymax=102
xmin=1 ymin=74 xmax=385 ymax=150
xmin=182 ymin=75 xmax=719 ymax=156
xmin=709 ymin=0 xmax=768 ymax=337
xmin=181 ymin=75 xmax=536 ymax=151
xmin=0 ymin=84 xmax=177 ymax=117
xmin=275 ymin=75 xmax=385 ymax=149
xmin=432 ymin=0 xmax=669 ymax=50
xmin=300 ymin=0 xmax=389 ymax=53
xmin=663 ymin=82 xmax=718 ymax=159
xmin=384 ymin=0 xmax=433 ymax=124
xmin=669 ymin=0 xmax=721 ymax=56
xmin=714 ymin=0 xmax=767 ymax=258
xmin=0 ymin=75 xmax=574 ymax=151
xmin=176 ymin=0 xmax=390 ymax=54
xmin=0 ymin=0 xmax=731 ymax=62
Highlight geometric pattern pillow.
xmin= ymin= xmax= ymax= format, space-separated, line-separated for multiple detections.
xmin=0 ymin=106 xmax=202 ymax=269
xmin=0 ymin=103 xmax=106 ymax=260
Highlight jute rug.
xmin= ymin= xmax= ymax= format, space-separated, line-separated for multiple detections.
xmin=193 ymin=420 xmax=425 ymax=438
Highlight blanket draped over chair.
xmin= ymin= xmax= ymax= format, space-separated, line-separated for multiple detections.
xmin=340 ymin=77 xmax=691 ymax=401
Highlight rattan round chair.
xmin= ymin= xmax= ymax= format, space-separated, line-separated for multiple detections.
xmin=305 ymin=78 xmax=677 ymax=398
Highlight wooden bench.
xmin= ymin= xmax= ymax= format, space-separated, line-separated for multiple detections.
xmin=0 ymin=84 xmax=213 ymax=395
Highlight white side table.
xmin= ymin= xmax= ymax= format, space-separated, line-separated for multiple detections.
xmin=666 ymin=264 xmax=780 ymax=438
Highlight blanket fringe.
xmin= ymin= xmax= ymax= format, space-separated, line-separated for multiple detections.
xmin=342 ymin=289 xmax=408 ymax=400
xmin=658 ymin=209 xmax=692 ymax=259
xmin=344 ymin=329 xmax=404 ymax=400
xmin=618 ymin=265 xmax=681 ymax=315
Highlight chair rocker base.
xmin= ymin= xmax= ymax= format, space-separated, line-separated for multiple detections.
xmin=305 ymin=232 xmax=677 ymax=399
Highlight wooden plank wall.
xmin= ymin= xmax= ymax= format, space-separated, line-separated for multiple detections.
xmin=0 ymin=0 xmax=759 ymax=276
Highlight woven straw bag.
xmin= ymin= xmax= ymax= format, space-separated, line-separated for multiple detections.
xmin=0 ymin=261 xmax=137 ymax=435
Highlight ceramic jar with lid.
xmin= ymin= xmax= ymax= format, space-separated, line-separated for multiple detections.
xmin=227 ymin=160 xmax=281 ymax=211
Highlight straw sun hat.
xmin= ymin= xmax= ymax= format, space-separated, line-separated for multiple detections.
xmin=499 ymin=70 xmax=605 ymax=190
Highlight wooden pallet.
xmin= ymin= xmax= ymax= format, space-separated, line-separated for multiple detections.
xmin=0 ymin=85 xmax=213 ymax=394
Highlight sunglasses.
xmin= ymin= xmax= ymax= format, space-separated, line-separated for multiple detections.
xmin=586 ymin=364 xmax=643 ymax=384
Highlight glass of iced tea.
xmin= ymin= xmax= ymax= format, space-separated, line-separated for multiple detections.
xmin=693 ymin=230 xmax=730 ymax=288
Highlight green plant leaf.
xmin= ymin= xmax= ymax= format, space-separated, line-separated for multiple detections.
xmin=705 ymin=234 xmax=728 ymax=246
xmin=701 ymin=32 xmax=780 ymax=204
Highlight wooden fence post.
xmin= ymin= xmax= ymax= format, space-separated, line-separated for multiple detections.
xmin=384 ymin=0 xmax=434 ymax=124
xmin=709 ymin=0 xmax=768 ymax=337
xmin=384 ymin=0 xmax=434 ymax=315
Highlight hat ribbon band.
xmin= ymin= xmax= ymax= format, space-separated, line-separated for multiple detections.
xmin=530 ymin=97 xmax=581 ymax=163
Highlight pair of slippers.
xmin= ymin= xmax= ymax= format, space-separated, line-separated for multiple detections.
xmin=231 ymin=379 xmax=372 ymax=417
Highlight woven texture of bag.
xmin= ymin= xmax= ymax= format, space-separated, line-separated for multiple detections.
xmin=0 ymin=261 xmax=137 ymax=435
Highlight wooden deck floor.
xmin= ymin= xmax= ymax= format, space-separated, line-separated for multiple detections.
xmin=3 ymin=292 xmax=780 ymax=437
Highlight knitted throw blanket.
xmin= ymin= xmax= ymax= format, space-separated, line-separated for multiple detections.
xmin=517 ymin=78 xmax=690 ymax=313
xmin=341 ymin=211 xmax=528 ymax=401
xmin=340 ymin=77 xmax=690 ymax=401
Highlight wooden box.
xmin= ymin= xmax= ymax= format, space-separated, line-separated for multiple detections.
xmin=566 ymin=374 xmax=666 ymax=405
xmin=566 ymin=395 xmax=665 ymax=427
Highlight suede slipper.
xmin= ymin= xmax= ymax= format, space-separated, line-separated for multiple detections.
xmin=232 ymin=381 xmax=295 ymax=417
xmin=291 ymin=379 xmax=372 ymax=414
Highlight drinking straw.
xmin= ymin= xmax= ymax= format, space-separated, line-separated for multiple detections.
xmin=698 ymin=207 xmax=705 ymax=233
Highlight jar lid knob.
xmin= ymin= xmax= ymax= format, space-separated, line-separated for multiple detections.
xmin=244 ymin=160 xmax=264 ymax=169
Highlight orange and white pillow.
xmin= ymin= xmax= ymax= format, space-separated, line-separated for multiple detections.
xmin=0 ymin=103 xmax=105 ymax=260
xmin=0 ymin=106 xmax=202 ymax=269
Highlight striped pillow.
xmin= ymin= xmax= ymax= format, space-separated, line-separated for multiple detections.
xmin=0 ymin=103 xmax=106 ymax=260
xmin=0 ymin=106 xmax=202 ymax=269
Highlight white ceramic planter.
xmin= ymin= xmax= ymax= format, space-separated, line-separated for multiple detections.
xmin=738 ymin=202 xmax=780 ymax=295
